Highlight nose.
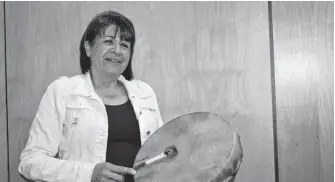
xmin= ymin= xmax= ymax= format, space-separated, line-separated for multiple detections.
xmin=112 ymin=43 xmax=122 ymax=55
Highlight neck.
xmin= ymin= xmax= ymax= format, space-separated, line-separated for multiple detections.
xmin=90 ymin=69 xmax=119 ymax=90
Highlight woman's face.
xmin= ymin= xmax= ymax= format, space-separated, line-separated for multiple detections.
xmin=85 ymin=25 xmax=131 ymax=79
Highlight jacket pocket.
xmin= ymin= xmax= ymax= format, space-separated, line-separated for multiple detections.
xmin=65 ymin=102 xmax=92 ymax=125
xmin=63 ymin=101 xmax=97 ymax=143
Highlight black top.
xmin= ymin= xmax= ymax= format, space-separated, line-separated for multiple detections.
xmin=105 ymin=100 xmax=141 ymax=182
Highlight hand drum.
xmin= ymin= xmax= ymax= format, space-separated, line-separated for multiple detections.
xmin=133 ymin=112 xmax=243 ymax=182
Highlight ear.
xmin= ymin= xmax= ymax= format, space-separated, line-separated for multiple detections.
xmin=84 ymin=41 xmax=91 ymax=57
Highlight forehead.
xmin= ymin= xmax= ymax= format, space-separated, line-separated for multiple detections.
xmin=98 ymin=24 xmax=133 ymax=43
xmin=103 ymin=25 xmax=119 ymax=36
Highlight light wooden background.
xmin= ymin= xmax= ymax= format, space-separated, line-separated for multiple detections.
xmin=0 ymin=1 xmax=333 ymax=182
xmin=272 ymin=2 xmax=334 ymax=182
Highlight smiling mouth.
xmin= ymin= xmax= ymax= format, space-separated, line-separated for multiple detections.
xmin=105 ymin=58 xmax=122 ymax=63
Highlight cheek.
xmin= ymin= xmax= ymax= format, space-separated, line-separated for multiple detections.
xmin=95 ymin=46 xmax=108 ymax=57
xmin=123 ymin=52 xmax=131 ymax=63
xmin=91 ymin=47 xmax=108 ymax=61
xmin=125 ymin=55 xmax=131 ymax=63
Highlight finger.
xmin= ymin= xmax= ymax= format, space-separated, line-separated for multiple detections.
xmin=101 ymin=177 xmax=120 ymax=182
xmin=100 ymin=177 xmax=119 ymax=182
xmin=99 ymin=176 xmax=116 ymax=182
xmin=105 ymin=163 xmax=136 ymax=175
xmin=102 ymin=170 xmax=125 ymax=182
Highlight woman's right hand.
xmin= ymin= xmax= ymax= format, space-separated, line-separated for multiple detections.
xmin=91 ymin=162 xmax=136 ymax=182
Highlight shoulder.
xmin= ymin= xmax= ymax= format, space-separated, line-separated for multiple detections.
xmin=127 ymin=79 xmax=156 ymax=94
xmin=46 ymin=74 xmax=85 ymax=95
xmin=120 ymin=77 xmax=158 ymax=99
xmin=133 ymin=79 xmax=155 ymax=92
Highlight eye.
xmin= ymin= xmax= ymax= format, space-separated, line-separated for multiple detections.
xmin=104 ymin=39 xmax=114 ymax=45
xmin=121 ymin=42 xmax=130 ymax=49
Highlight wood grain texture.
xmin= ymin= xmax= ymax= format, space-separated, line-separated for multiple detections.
xmin=0 ymin=2 xmax=8 ymax=182
xmin=272 ymin=2 xmax=334 ymax=182
xmin=6 ymin=2 xmax=274 ymax=182
xmin=131 ymin=2 xmax=275 ymax=182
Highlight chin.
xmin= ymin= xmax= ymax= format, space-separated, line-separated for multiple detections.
xmin=106 ymin=70 xmax=122 ymax=77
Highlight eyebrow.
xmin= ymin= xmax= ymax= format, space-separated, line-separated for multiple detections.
xmin=102 ymin=34 xmax=131 ymax=43
xmin=103 ymin=35 xmax=115 ymax=39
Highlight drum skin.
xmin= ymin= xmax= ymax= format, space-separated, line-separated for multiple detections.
xmin=134 ymin=112 xmax=242 ymax=182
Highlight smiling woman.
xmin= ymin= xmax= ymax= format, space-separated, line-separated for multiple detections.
xmin=17 ymin=11 xmax=164 ymax=182
xmin=85 ymin=25 xmax=132 ymax=84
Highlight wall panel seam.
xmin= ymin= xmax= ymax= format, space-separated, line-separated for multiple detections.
xmin=267 ymin=2 xmax=279 ymax=182
xmin=4 ymin=2 xmax=10 ymax=182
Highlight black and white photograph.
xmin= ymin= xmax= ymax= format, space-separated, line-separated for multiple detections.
xmin=0 ymin=1 xmax=333 ymax=182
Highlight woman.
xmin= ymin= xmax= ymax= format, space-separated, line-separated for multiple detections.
xmin=18 ymin=11 xmax=163 ymax=182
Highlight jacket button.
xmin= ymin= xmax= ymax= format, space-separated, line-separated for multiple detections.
xmin=146 ymin=131 xmax=151 ymax=136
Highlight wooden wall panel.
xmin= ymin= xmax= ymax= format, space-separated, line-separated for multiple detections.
xmin=272 ymin=2 xmax=334 ymax=182
xmin=131 ymin=2 xmax=275 ymax=182
xmin=0 ymin=2 xmax=8 ymax=182
xmin=6 ymin=2 xmax=274 ymax=182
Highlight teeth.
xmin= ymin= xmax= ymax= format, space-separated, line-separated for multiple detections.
xmin=107 ymin=58 xmax=121 ymax=63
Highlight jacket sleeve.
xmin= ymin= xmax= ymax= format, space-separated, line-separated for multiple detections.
xmin=18 ymin=78 xmax=96 ymax=182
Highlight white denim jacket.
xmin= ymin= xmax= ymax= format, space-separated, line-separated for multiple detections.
xmin=18 ymin=73 xmax=164 ymax=182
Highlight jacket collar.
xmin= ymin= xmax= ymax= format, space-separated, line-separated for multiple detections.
xmin=72 ymin=72 xmax=152 ymax=100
